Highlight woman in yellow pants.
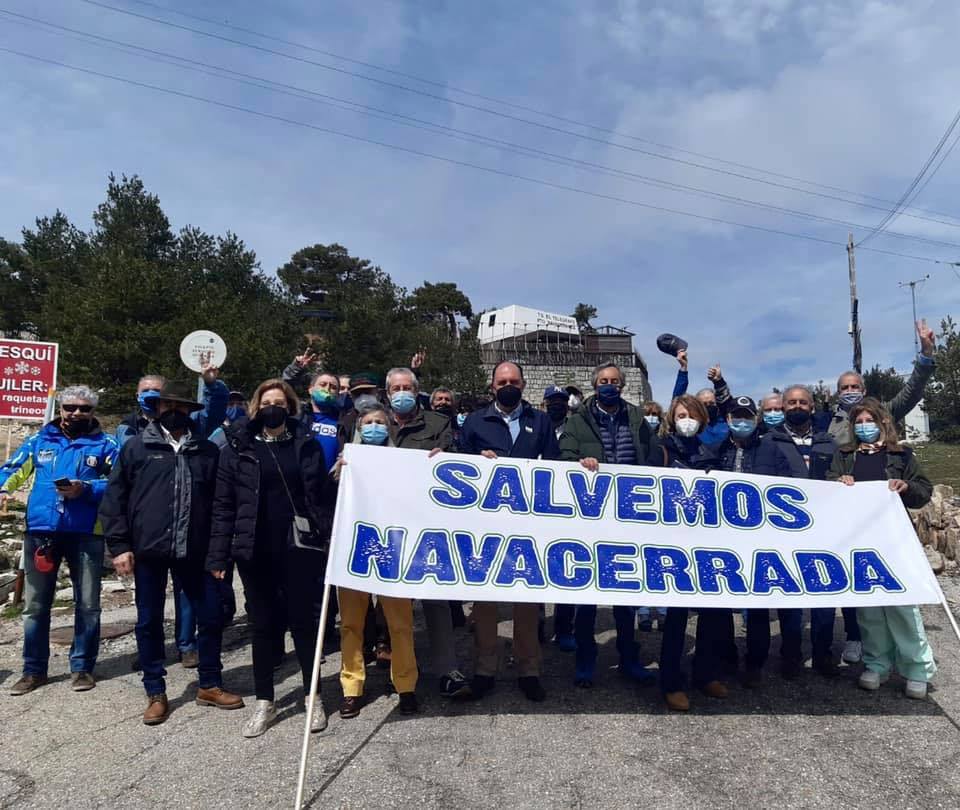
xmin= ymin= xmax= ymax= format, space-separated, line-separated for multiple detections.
xmin=333 ymin=405 xmax=419 ymax=718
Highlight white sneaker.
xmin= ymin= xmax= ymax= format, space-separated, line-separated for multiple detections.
xmin=905 ymin=680 xmax=928 ymax=700
xmin=242 ymin=699 xmax=277 ymax=738
xmin=842 ymin=640 xmax=863 ymax=664
xmin=858 ymin=670 xmax=889 ymax=691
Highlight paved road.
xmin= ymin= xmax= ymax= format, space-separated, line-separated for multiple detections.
xmin=1 ymin=576 xmax=959 ymax=809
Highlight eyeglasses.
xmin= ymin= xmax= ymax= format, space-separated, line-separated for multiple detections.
xmin=62 ymin=404 xmax=93 ymax=414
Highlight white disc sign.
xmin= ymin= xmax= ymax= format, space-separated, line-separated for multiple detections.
xmin=179 ymin=330 xmax=227 ymax=372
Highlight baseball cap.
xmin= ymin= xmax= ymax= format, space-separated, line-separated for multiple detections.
xmin=543 ymin=385 xmax=567 ymax=400
xmin=729 ymin=395 xmax=758 ymax=417
xmin=656 ymin=333 xmax=688 ymax=357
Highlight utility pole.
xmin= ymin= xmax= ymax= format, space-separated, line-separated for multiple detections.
xmin=898 ymin=274 xmax=930 ymax=353
xmin=847 ymin=233 xmax=862 ymax=373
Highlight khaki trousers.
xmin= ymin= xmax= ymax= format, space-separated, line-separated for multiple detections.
xmin=472 ymin=601 xmax=541 ymax=677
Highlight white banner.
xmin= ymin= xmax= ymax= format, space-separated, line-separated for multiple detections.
xmin=327 ymin=444 xmax=943 ymax=609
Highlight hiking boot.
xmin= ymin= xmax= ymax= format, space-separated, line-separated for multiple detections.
xmin=9 ymin=674 xmax=47 ymax=696
xmin=398 ymin=692 xmax=419 ymax=715
xmin=518 ymin=676 xmax=546 ymax=702
xmin=340 ymin=696 xmax=363 ymax=719
xmin=439 ymin=670 xmax=471 ymax=699
xmin=196 ymin=687 xmax=244 ymax=710
xmin=71 ymin=672 xmax=96 ymax=692
xmin=143 ymin=693 xmax=169 ymax=726
xmin=242 ymin=700 xmax=277 ymax=738
xmin=664 ymin=691 xmax=690 ymax=711
xmin=179 ymin=650 xmax=199 ymax=669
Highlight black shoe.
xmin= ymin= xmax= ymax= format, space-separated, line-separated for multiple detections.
xmin=781 ymin=659 xmax=803 ymax=680
xmin=813 ymin=656 xmax=837 ymax=678
xmin=398 ymin=692 xmax=419 ymax=715
xmin=638 ymin=618 xmax=654 ymax=633
xmin=518 ymin=676 xmax=546 ymax=702
xmin=340 ymin=696 xmax=363 ymax=719
xmin=467 ymin=674 xmax=495 ymax=700
xmin=742 ymin=667 xmax=763 ymax=689
xmin=439 ymin=670 xmax=471 ymax=699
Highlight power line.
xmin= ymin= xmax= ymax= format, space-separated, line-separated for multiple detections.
xmin=111 ymin=0 xmax=960 ymax=225
xmin=74 ymin=0 xmax=960 ymax=231
xmin=858 ymin=104 xmax=960 ymax=246
xmin=4 ymin=43 xmax=955 ymax=267
xmin=10 ymin=9 xmax=960 ymax=252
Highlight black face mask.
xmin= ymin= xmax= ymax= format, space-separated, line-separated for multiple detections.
xmin=433 ymin=404 xmax=454 ymax=417
xmin=706 ymin=404 xmax=719 ymax=422
xmin=61 ymin=418 xmax=91 ymax=437
xmin=785 ymin=408 xmax=811 ymax=427
xmin=158 ymin=410 xmax=192 ymax=433
xmin=259 ymin=405 xmax=289 ymax=429
xmin=495 ymin=385 xmax=523 ymax=409
xmin=546 ymin=401 xmax=568 ymax=423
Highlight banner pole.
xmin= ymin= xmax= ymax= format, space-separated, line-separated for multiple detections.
xmin=294 ymin=580 xmax=333 ymax=809
xmin=294 ymin=451 xmax=350 ymax=809
xmin=4 ymin=422 xmax=12 ymax=460
xmin=937 ymin=588 xmax=960 ymax=645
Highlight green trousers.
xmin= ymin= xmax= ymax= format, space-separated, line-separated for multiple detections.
xmin=856 ymin=605 xmax=936 ymax=683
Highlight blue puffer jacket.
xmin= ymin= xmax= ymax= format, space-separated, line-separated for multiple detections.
xmin=0 ymin=419 xmax=119 ymax=534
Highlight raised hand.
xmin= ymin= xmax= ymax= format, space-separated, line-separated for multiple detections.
xmin=199 ymin=351 xmax=220 ymax=385
xmin=917 ymin=319 xmax=936 ymax=357
xmin=677 ymin=349 xmax=688 ymax=372
xmin=707 ymin=364 xmax=722 ymax=382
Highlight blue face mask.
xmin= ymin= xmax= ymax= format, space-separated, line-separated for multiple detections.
xmin=225 ymin=405 xmax=246 ymax=422
xmin=762 ymin=410 xmax=785 ymax=427
xmin=644 ymin=415 xmax=660 ymax=429
xmin=839 ymin=391 xmax=864 ymax=410
xmin=729 ymin=419 xmax=756 ymax=439
xmin=854 ymin=421 xmax=881 ymax=442
xmin=360 ymin=423 xmax=389 ymax=445
xmin=138 ymin=389 xmax=160 ymax=414
xmin=390 ymin=391 xmax=417 ymax=415
xmin=596 ymin=384 xmax=621 ymax=406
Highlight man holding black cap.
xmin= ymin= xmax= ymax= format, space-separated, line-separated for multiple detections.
xmin=99 ymin=381 xmax=243 ymax=725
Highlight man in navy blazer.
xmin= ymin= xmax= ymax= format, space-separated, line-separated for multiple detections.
xmin=457 ymin=361 xmax=559 ymax=702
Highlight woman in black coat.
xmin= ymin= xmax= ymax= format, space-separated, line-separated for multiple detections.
xmin=648 ymin=395 xmax=727 ymax=712
xmin=207 ymin=379 xmax=331 ymax=738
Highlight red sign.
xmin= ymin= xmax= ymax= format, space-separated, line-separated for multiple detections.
xmin=0 ymin=338 xmax=59 ymax=421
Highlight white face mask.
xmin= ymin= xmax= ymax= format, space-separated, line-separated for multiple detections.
xmin=675 ymin=417 xmax=701 ymax=438
xmin=568 ymin=395 xmax=581 ymax=411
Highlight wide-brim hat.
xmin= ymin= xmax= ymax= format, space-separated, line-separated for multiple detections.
xmin=155 ymin=381 xmax=204 ymax=412
xmin=656 ymin=333 xmax=688 ymax=357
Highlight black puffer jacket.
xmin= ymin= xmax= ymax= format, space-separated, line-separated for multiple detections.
xmin=206 ymin=417 xmax=330 ymax=571
xmin=99 ymin=422 xmax=220 ymax=561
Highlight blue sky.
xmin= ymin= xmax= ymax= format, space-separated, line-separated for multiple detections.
xmin=2 ymin=0 xmax=959 ymax=401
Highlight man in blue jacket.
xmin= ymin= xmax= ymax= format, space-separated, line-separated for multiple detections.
xmin=0 ymin=386 xmax=119 ymax=696
xmin=457 ymin=361 xmax=560 ymax=702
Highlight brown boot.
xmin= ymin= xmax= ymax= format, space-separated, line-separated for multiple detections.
xmin=664 ymin=691 xmax=690 ymax=712
xmin=143 ymin=694 xmax=169 ymax=726
xmin=701 ymin=680 xmax=728 ymax=699
xmin=196 ymin=687 xmax=244 ymax=710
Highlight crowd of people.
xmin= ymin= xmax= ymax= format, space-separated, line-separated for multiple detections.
xmin=0 ymin=319 xmax=941 ymax=734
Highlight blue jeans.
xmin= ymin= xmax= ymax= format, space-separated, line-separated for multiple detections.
xmin=134 ymin=557 xmax=224 ymax=695
xmin=745 ymin=608 xmax=803 ymax=668
xmin=23 ymin=533 xmax=103 ymax=676
xmin=574 ymin=604 xmax=637 ymax=670
xmin=171 ymin=570 xmax=197 ymax=654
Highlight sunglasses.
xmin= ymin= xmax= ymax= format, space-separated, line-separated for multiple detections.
xmin=62 ymin=404 xmax=93 ymax=414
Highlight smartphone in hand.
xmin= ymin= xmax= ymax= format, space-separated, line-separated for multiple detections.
xmin=54 ymin=477 xmax=73 ymax=489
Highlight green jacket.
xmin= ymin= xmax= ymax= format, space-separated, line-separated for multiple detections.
xmin=559 ymin=397 xmax=653 ymax=463
xmin=391 ymin=408 xmax=453 ymax=452
xmin=827 ymin=445 xmax=932 ymax=510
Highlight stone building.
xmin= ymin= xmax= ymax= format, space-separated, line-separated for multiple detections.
xmin=477 ymin=305 xmax=651 ymax=403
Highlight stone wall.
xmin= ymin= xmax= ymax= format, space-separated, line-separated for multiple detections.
xmin=911 ymin=484 xmax=960 ymax=573
xmin=482 ymin=363 xmax=652 ymax=404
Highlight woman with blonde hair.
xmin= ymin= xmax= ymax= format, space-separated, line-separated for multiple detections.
xmin=208 ymin=379 xmax=332 ymax=737
xmin=827 ymin=397 xmax=936 ymax=699
xmin=332 ymin=404 xmax=419 ymax=719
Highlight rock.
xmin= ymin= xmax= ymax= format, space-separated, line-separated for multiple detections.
xmin=101 ymin=581 xmax=126 ymax=593
xmin=944 ymin=528 xmax=960 ymax=561
xmin=926 ymin=546 xmax=946 ymax=574
xmin=934 ymin=484 xmax=955 ymax=499
xmin=0 ymin=572 xmax=17 ymax=602
xmin=54 ymin=587 xmax=73 ymax=602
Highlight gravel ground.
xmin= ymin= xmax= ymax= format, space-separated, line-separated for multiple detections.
xmin=1 ymin=575 xmax=959 ymax=810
